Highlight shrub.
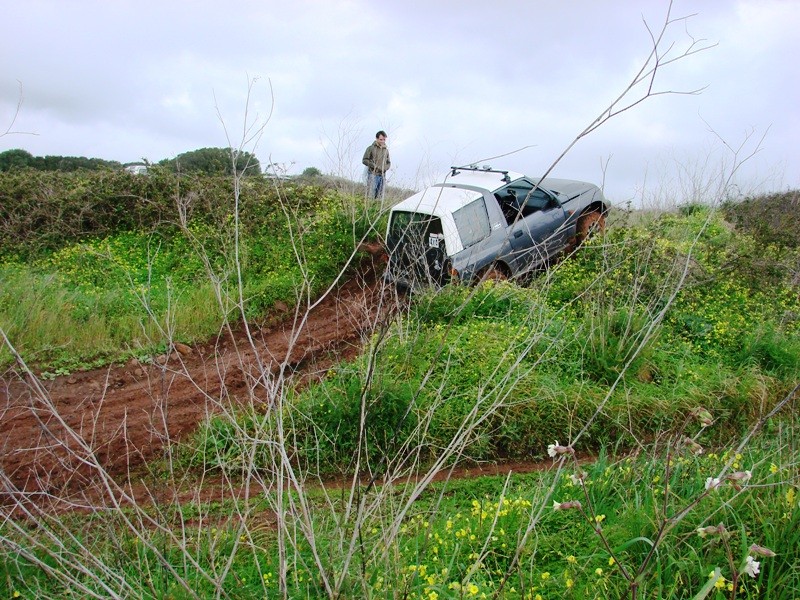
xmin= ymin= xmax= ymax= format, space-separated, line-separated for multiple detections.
xmin=722 ymin=189 xmax=800 ymax=249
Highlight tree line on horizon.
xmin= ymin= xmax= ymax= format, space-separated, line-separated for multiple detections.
xmin=0 ymin=147 xmax=263 ymax=177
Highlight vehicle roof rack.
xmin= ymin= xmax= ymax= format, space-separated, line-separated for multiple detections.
xmin=450 ymin=164 xmax=511 ymax=182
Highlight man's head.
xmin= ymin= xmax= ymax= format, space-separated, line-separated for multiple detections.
xmin=375 ymin=131 xmax=387 ymax=147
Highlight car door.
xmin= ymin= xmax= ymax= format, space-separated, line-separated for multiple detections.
xmin=501 ymin=180 xmax=566 ymax=271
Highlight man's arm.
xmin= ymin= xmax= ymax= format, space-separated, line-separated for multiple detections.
xmin=362 ymin=145 xmax=375 ymax=170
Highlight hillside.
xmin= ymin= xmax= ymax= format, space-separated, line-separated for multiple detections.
xmin=1 ymin=181 xmax=799 ymax=599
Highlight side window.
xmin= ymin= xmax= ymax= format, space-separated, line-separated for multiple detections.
xmin=453 ymin=198 xmax=491 ymax=248
xmin=496 ymin=181 xmax=530 ymax=222
xmin=507 ymin=182 xmax=535 ymax=206
xmin=522 ymin=188 xmax=554 ymax=214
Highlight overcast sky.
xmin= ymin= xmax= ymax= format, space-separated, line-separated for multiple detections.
xmin=2 ymin=0 xmax=798 ymax=204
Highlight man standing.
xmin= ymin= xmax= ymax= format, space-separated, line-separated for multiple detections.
xmin=362 ymin=130 xmax=391 ymax=199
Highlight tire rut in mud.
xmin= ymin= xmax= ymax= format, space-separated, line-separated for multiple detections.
xmin=0 ymin=253 xmax=396 ymax=499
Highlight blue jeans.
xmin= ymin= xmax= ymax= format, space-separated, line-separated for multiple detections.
xmin=368 ymin=172 xmax=384 ymax=199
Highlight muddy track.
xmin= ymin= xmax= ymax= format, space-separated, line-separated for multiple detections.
xmin=0 ymin=249 xmax=397 ymax=500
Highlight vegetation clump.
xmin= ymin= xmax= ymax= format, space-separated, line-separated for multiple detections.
xmin=0 ymin=169 xmax=379 ymax=371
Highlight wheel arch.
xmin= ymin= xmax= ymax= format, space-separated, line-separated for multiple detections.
xmin=581 ymin=200 xmax=608 ymax=218
xmin=474 ymin=260 xmax=512 ymax=283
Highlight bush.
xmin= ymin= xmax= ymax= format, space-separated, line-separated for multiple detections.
xmin=0 ymin=178 xmax=379 ymax=371
xmin=722 ymin=189 xmax=800 ymax=249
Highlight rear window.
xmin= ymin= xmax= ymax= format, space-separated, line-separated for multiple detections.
xmin=452 ymin=198 xmax=490 ymax=248
xmin=388 ymin=211 xmax=443 ymax=250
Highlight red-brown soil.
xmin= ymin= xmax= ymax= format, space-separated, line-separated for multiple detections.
xmin=1 ymin=248 xmax=568 ymax=515
xmin=0 ymin=249 xmax=405 ymax=504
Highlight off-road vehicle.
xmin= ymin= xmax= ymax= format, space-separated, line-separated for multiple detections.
xmin=385 ymin=165 xmax=608 ymax=290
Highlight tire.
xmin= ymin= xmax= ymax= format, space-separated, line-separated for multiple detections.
xmin=574 ymin=211 xmax=606 ymax=247
xmin=479 ymin=265 xmax=508 ymax=283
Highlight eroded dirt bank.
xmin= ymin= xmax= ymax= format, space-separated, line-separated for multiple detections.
xmin=0 ymin=252 xmax=397 ymax=503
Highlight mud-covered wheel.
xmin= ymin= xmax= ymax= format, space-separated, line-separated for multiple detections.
xmin=479 ymin=265 xmax=508 ymax=284
xmin=574 ymin=211 xmax=606 ymax=247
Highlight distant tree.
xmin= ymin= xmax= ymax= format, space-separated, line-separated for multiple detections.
xmin=0 ymin=149 xmax=121 ymax=172
xmin=0 ymin=148 xmax=34 ymax=171
xmin=40 ymin=155 xmax=122 ymax=171
xmin=301 ymin=166 xmax=322 ymax=177
xmin=159 ymin=147 xmax=262 ymax=176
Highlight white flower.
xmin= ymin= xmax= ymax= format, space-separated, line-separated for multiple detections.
xmin=569 ymin=473 xmax=583 ymax=486
xmin=692 ymin=408 xmax=714 ymax=427
xmin=682 ymin=436 xmax=704 ymax=455
xmin=705 ymin=477 xmax=722 ymax=490
xmin=547 ymin=441 xmax=574 ymax=458
xmin=743 ymin=555 xmax=760 ymax=578
xmin=696 ymin=524 xmax=728 ymax=539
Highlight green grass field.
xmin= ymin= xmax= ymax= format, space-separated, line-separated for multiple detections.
xmin=1 ymin=172 xmax=798 ymax=599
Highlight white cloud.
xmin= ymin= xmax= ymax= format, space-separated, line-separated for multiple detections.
xmin=1 ymin=0 xmax=797 ymax=202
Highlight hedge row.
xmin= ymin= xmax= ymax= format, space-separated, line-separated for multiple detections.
xmin=0 ymin=168 xmax=327 ymax=259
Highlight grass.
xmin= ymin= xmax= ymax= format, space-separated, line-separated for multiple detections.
xmin=2 ymin=420 xmax=797 ymax=598
xmin=0 ymin=189 xmax=381 ymax=373
xmin=1 ymin=179 xmax=799 ymax=599
xmin=245 ymin=206 xmax=796 ymax=475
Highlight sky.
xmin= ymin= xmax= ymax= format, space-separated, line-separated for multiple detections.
xmin=1 ymin=0 xmax=798 ymax=205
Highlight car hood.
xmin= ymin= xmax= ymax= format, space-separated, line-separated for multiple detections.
xmin=536 ymin=178 xmax=600 ymax=202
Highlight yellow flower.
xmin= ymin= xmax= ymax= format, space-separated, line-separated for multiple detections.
xmin=428 ymin=592 xmax=439 ymax=600
xmin=608 ymin=557 xmax=615 ymax=566
xmin=595 ymin=514 xmax=606 ymax=523
xmin=770 ymin=463 xmax=779 ymax=474
xmin=468 ymin=583 xmax=479 ymax=596
xmin=595 ymin=568 xmax=603 ymax=576
xmin=567 ymin=555 xmax=577 ymax=565
xmin=13 ymin=593 xmax=21 ymax=599
xmin=541 ymin=572 xmax=550 ymax=580
xmin=566 ymin=578 xmax=574 ymax=589
xmin=715 ymin=577 xmax=727 ymax=590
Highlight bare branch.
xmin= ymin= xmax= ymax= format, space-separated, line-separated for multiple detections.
xmin=2 ymin=80 xmax=37 ymax=138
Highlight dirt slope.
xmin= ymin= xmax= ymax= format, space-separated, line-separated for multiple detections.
xmin=0 ymin=251 xmax=396 ymax=498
